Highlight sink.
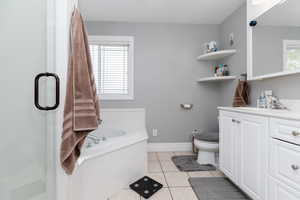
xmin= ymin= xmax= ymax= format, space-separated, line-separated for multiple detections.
xmin=235 ymin=107 xmax=268 ymax=111
xmin=219 ymin=106 xmax=300 ymax=121
xmin=235 ymin=107 xmax=290 ymax=114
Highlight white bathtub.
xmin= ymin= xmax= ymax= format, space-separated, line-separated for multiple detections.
xmin=69 ymin=109 xmax=148 ymax=200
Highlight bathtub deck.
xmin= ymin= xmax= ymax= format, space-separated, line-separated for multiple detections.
xmin=108 ymin=151 xmax=224 ymax=200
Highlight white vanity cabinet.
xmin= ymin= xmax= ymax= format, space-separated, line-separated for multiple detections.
xmin=219 ymin=111 xmax=240 ymax=183
xmin=219 ymin=110 xmax=268 ymax=200
xmin=219 ymin=107 xmax=300 ymax=200
xmin=239 ymin=114 xmax=268 ymax=200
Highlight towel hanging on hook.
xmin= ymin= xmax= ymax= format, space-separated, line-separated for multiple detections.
xmin=74 ymin=0 xmax=79 ymax=10
xmin=60 ymin=7 xmax=101 ymax=175
xmin=233 ymin=75 xmax=249 ymax=107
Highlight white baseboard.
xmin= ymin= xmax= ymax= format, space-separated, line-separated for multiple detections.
xmin=147 ymin=142 xmax=193 ymax=152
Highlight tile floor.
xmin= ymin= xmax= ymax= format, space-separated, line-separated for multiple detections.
xmin=109 ymin=152 xmax=225 ymax=200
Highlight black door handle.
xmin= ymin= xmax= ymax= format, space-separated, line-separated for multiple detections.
xmin=34 ymin=72 xmax=60 ymax=111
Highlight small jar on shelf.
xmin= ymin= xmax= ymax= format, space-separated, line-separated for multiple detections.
xmin=214 ymin=64 xmax=230 ymax=77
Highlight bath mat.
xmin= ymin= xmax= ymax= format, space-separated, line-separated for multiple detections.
xmin=129 ymin=176 xmax=163 ymax=199
xmin=189 ymin=177 xmax=250 ymax=200
xmin=172 ymin=155 xmax=216 ymax=171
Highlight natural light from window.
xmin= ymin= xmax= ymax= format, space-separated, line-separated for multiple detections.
xmin=283 ymin=40 xmax=300 ymax=71
xmin=89 ymin=36 xmax=134 ymax=100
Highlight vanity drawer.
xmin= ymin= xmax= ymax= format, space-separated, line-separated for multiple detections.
xmin=268 ymin=176 xmax=300 ymax=200
xmin=270 ymin=118 xmax=300 ymax=145
xmin=269 ymin=138 xmax=300 ymax=191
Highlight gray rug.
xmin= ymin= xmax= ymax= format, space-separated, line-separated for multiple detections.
xmin=171 ymin=155 xmax=216 ymax=172
xmin=189 ymin=177 xmax=250 ymax=200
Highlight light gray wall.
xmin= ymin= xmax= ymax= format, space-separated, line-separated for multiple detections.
xmin=253 ymin=26 xmax=300 ymax=76
xmin=86 ymin=4 xmax=300 ymax=143
xmin=218 ymin=5 xmax=248 ymax=106
xmin=219 ymin=4 xmax=300 ymax=107
xmin=86 ymin=21 xmax=220 ymax=143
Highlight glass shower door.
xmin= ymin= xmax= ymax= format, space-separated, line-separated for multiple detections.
xmin=0 ymin=0 xmax=54 ymax=199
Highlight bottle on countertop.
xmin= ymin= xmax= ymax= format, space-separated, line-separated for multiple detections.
xmin=257 ymin=92 xmax=266 ymax=108
xmin=265 ymin=90 xmax=273 ymax=109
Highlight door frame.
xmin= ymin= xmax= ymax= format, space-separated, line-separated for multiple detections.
xmin=46 ymin=0 xmax=57 ymax=199
xmin=46 ymin=0 xmax=74 ymax=200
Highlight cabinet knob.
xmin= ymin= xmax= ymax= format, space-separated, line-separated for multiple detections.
xmin=291 ymin=164 xmax=299 ymax=171
xmin=236 ymin=120 xmax=241 ymax=124
xmin=292 ymin=131 xmax=300 ymax=137
xmin=232 ymin=119 xmax=236 ymax=123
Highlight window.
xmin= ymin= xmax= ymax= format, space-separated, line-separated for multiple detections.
xmin=89 ymin=36 xmax=134 ymax=100
xmin=283 ymin=40 xmax=300 ymax=71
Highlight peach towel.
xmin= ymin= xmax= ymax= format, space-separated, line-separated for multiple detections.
xmin=60 ymin=9 xmax=101 ymax=175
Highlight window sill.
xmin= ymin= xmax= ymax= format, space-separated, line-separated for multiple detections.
xmin=99 ymin=94 xmax=134 ymax=101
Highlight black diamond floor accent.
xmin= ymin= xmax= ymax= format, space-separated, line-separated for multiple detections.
xmin=129 ymin=176 xmax=163 ymax=199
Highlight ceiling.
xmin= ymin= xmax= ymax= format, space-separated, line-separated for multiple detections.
xmin=258 ymin=0 xmax=300 ymax=27
xmin=80 ymin=0 xmax=246 ymax=24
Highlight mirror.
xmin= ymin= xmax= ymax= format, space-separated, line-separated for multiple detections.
xmin=250 ymin=0 xmax=300 ymax=79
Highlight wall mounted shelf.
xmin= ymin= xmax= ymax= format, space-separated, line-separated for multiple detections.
xmin=197 ymin=76 xmax=236 ymax=83
xmin=197 ymin=49 xmax=237 ymax=61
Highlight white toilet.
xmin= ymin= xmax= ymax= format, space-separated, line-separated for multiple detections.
xmin=194 ymin=132 xmax=219 ymax=166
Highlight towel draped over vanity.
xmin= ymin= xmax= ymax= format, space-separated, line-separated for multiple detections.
xmin=60 ymin=8 xmax=101 ymax=175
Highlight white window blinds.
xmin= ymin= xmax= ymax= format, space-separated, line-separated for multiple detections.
xmin=89 ymin=36 xmax=134 ymax=100
xmin=283 ymin=40 xmax=300 ymax=71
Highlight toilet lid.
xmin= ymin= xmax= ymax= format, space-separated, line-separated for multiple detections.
xmin=195 ymin=132 xmax=219 ymax=142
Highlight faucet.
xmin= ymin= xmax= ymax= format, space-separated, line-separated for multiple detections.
xmin=269 ymin=96 xmax=288 ymax=110
xmin=87 ymin=134 xmax=101 ymax=144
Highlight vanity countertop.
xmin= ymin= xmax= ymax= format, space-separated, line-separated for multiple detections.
xmin=218 ymin=106 xmax=300 ymax=121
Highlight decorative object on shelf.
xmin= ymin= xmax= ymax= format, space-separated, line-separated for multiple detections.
xmin=214 ymin=64 xmax=230 ymax=77
xmin=223 ymin=65 xmax=230 ymax=76
xmin=208 ymin=41 xmax=218 ymax=52
xmin=202 ymin=41 xmax=218 ymax=54
xmin=229 ymin=33 xmax=234 ymax=46
xmin=214 ymin=65 xmax=221 ymax=77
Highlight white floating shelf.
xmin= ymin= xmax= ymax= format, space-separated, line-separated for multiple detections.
xmin=197 ymin=76 xmax=236 ymax=83
xmin=197 ymin=49 xmax=237 ymax=61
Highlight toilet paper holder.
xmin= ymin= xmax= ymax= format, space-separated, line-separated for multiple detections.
xmin=180 ymin=104 xmax=193 ymax=110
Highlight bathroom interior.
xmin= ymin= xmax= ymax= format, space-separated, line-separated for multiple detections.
xmin=1 ymin=0 xmax=300 ymax=199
